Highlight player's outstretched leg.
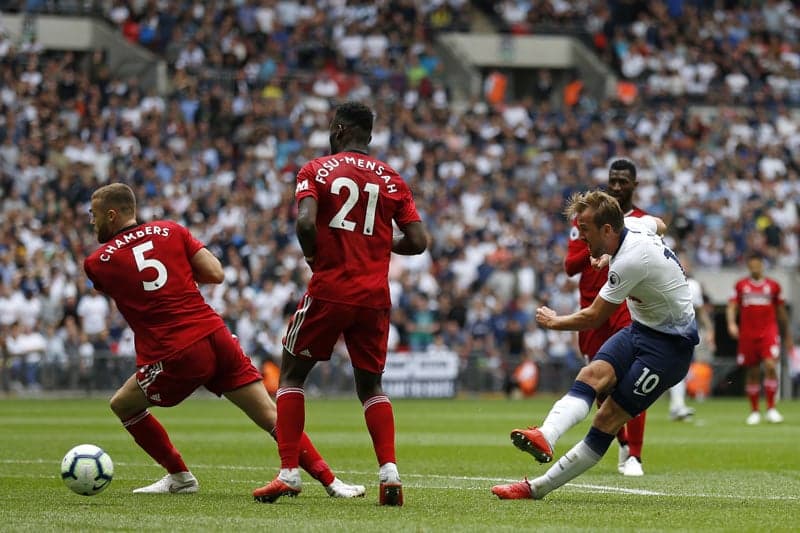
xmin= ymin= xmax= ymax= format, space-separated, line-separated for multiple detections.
xmin=296 ymin=432 xmax=365 ymax=498
xmin=493 ymin=427 xmax=614 ymax=501
xmin=267 ymin=427 xmax=366 ymax=498
xmin=120 ymin=410 xmax=199 ymax=494
xmin=510 ymin=381 xmax=596 ymax=463
xmin=296 ymin=433 xmax=366 ymax=498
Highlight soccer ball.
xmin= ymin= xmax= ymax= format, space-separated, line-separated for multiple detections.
xmin=60 ymin=444 xmax=114 ymax=496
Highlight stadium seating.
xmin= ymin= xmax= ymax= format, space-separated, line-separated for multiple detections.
xmin=0 ymin=1 xmax=797 ymax=395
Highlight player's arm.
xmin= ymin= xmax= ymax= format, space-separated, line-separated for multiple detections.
xmin=725 ymin=299 xmax=739 ymax=339
xmin=190 ymin=248 xmax=224 ymax=284
xmin=651 ymin=216 xmax=667 ymax=236
xmin=695 ymin=302 xmax=716 ymax=349
xmin=82 ymin=260 xmax=104 ymax=293
xmin=392 ymin=221 xmax=427 ymax=255
xmin=627 ymin=215 xmax=666 ymax=236
xmin=564 ymin=237 xmax=590 ymax=276
xmin=776 ymin=302 xmax=794 ymax=348
xmin=296 ymin=196 xmax=318 ymax=263
xmin=535 ymin=295 xmax=619 ymax=331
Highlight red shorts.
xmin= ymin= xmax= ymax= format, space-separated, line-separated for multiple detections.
xmin=136 ymin=327 xmax=262 ymax=406
xmin=736 ymin=334 xmax=780 ymax=367
xmin=283 ymin=294 xmax=390 ymax=374
xmin=579 ymin=321 xmax=618 ymax=361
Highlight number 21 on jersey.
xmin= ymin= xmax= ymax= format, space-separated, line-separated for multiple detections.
xmin=328 ymin=177 xmax=379 ymax=236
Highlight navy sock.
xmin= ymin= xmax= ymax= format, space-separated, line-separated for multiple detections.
xmin=568 ymin=380 xmax=597 ymax=405
xmin=584 ymin=426 xmax=615 ymax=456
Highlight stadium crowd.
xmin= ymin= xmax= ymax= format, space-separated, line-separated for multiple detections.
xmin=0 ymin=0 xmax=798 ymax=395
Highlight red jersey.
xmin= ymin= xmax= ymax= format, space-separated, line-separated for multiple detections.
xmin=296 ymin=151 xmax=421 ymax=309
xmin=83 ymin=221 xmax=226 ymax=365
xmin=565 ymin=207 xmax=647 ymax=355
xmin=729 ymin=276 xmax=784 ymax=340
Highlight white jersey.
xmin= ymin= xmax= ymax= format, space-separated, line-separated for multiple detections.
xmin=599 ymin=217 xmax=696 ymax=336
xmin=687 ymin=277 xmax=704 ymax=308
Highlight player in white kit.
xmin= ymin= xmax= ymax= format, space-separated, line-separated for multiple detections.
xmin=492 ymin=190 xmax=698 ymax=500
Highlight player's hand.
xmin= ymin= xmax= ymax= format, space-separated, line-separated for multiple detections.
xmin=727 ymin=323 xmax=738 ymax=339
xmin=705 ymin=331 xmax=716 ymax=351
xmin=590 ymin=254 xmax=611 ymax=270
xmin=536 ymin=306 xmax=557 ymax=329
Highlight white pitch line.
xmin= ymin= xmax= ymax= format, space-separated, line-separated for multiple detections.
xmin=5 ymin=459 xmax=798 ymax=501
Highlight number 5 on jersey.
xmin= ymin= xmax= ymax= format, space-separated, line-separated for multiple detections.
xmin=133 ymin=241 xmax=168 ymax=291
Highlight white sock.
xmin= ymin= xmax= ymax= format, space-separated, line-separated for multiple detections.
xmin=380 ymin=462 xmax=400 ymax=482
xmin=279 ymin=468 xmax=301 ymax=486
xmin=529 ymin=440 xmax=601 ymax=498
xmin=539 ymin=394 xmax=592 ymax=447
xmin=170 ymin=471 xmax=195 ymax=483
xmin=669 ymin=379 xmax=687 ymax=411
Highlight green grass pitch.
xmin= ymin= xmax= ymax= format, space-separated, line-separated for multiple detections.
xmin=1 ymin=395 xmax=798 ymax=532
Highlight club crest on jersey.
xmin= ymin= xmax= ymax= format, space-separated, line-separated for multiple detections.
xmin=609 ymin=271 xmax=620 ymax=287
xmin=569 ymin=226 xmax=579 ymax=241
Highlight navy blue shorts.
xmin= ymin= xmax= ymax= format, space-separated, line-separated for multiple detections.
xmin=595 ymin=322 xmax=698 ymax=417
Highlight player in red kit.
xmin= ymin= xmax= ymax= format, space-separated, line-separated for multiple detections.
xmin=84 ymin=183 xmax=364 ymax=498
xmin=562 ymin=159 xmax=648 ymax=477
xmin=726 ymin=252 xmax=793 ymax=425
xmin=253 ymin=102 xmax=428 ymax=506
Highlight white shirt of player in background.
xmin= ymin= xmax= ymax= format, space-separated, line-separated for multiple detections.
xmin=599 ymin=217 xmax=696 ymax=336
xmin=687 ymin=277 xmax=704 ymax=309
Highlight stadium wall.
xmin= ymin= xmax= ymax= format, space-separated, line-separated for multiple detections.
xmin=0 ymin=13 xmax=167 ymax=92
xmin=437 ymin=32 xmax=615 ymax=101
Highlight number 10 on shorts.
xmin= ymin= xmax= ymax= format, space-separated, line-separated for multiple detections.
xmin=633 ymin=366 xmax=660 ymax=396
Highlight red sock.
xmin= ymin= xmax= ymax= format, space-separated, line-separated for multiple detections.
xmin=363 ymin=395 xmax=396 ymax=466
xmin=298 ymin=432 xmax=335 ymax=486
xmin=122 ymin=410 xmax=188 ymax=474
xmin=625 ymin=410 xmax=646 ymax=459
xmin=763 ymin=379 xmax=778 ymax=410
xmin=275 ymin=387 xmax=305 ymax=469
xmin=616 ymin=426 xmax=628 ymax=446
xmin=746 ymin=383 xmax=761 ymax=412
xmin=269 ymin=427 xmax=335 ymax=486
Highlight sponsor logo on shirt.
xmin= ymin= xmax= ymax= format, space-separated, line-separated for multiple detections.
xmin=296 ymin=179 xmax=309 ymax=193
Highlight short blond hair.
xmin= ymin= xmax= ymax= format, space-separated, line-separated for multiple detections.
xmin=564 ymin=190 xmax=623 ymax=232
xmin=91 ymin=183 xmax=136 ymax=216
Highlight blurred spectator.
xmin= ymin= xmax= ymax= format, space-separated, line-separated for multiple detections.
xmin=0 ymin=0 xmax=798 ymax=397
